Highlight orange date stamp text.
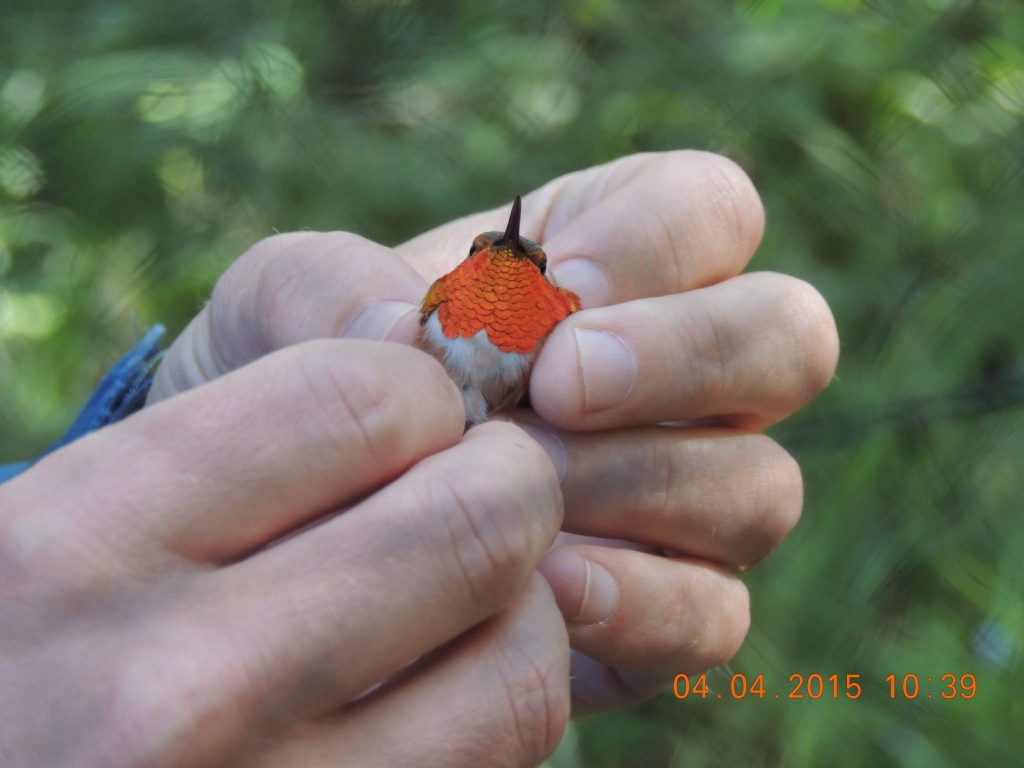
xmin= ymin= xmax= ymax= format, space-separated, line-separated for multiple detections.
xmin=672 ymin=673 xmax=977 ymax=701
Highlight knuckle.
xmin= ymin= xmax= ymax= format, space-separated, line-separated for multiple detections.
xmin=251 ymin=252 xmax=303 ymax=346
xmin=710 ymin=579 xmax=751 ymax=666
xmin=246 ymin=231 xmax=368 ymax=349
xmin=215 ymin=233 xmax=296 ymax=302
xmin=433 ymin=426 xmax=561 ymax=608
xmin=475 ymin=422 xmax=564 ymax=528
xmin=637 ymin=437 xmax=687 ymax=519
xmin=743 ymin=438 xmax=804 ymax=563
xmin=654 ymin=573 xmax=750 ymax=672
xmin=680 ymin=303 xmax=733 ymax=406
xmin=210 ymin=233 xmax=313 ymax=351
xmin=105 ymin=619 xmax=256 ymax=766
xmin=494 ymin=638 xmax=570 ymax=763
xmin=676 ymin=150 xmax=765 ymax=261
xmin=288 ymin=341 xmax=400 ymax=464
xmin=249 ymin=246 xmax=317 ymax=350
xmin=774 ymin=275 xmax=840 ymax=401
xmin=682 ymin=578 xmax=751 ymax=671
xmin=0 ymin=474 xmax=150 ymax=586
xmin=704 ymin=154 xmax=765 ymax=253
xmin=434 ymin=471 xmax=525 ymax=608
xmin=486 ymin=421 xmax=563 ymax=495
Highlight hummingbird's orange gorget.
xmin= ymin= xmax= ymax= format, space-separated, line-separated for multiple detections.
xmin=424 ymin=248 xmax=580 ymax=355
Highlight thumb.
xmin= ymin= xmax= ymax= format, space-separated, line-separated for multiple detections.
xmin=149 ymin=232 xmax=426 ymax=403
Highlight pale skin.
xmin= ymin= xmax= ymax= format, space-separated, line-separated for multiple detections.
xmin=0 ymin=151 xmax=839 ymax=767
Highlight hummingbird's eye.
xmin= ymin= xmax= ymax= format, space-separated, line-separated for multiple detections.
xmin=538 ymin=260 xmax=546 ymax=275
xmin=468 ymin=234 xmax=493 ymax=257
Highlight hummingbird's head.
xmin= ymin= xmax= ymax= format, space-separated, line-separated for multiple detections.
xmin=469 ymin=196 xmax=548 ymax=274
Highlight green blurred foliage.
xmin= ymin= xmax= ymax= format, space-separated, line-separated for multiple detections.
xmin=1 ymin=0 xmax=1021 ymax=765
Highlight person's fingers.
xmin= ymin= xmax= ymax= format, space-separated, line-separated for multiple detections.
xmin=4 ymin=340 xmax=464 ymax=568
xmin=538 ymin=545 xmax=750 ymax=711
xmin=396 ymin=151 xmax=764 ymax=307
xmin=251 ymin=575 xmax=570 ymax=768
xmin=529 ymin=271 xmax=840 ymax=430
xmin=213 ymin=421 xmax=564 ymax=716
xmin=506 ymin=417 xmax=802 ymax=567
xmin=150 ymin=151 xmax=766 ymax=405
xmin=149 ymin=232 xmax=426 ymax=402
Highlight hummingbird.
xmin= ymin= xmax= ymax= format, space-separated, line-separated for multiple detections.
xmin=419 ymin=196 xmax=581 ymax=426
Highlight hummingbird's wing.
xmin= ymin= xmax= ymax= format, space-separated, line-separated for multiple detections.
xmin=419 ymin=273 xmax=450 ymax=324
xmin=488 ymin=375 xmax=530 ymax=418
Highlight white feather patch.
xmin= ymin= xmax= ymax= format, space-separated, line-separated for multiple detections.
xmin=422 ymin=312 xmax=535 ymax=423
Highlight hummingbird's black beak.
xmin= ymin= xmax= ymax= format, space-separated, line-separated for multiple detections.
xmin=498 ymin=195 xmax=523 ymax=249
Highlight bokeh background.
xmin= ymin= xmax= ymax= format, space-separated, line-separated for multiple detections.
xmin=1 ymin=1 xmax=1020 ymax=765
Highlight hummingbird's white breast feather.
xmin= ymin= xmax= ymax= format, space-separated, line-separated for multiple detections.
xmin=422 ymin=312 xmax=535 ymax=425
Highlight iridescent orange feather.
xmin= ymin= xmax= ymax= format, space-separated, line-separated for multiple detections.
xmin=424 ymin=250 xmax=580 ymax=355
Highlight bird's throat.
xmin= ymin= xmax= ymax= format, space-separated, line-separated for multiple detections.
xmin=437 ymin=252 xmax=575 ymax=354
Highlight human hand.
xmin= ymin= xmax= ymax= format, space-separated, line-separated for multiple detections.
xmin=1 ymin=342 xmax=569 ymax=767
xmin=151 ymin=150 xmax=839 ymax=712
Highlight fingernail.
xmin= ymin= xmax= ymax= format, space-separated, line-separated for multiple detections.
xmin=573 ymin=329 xmax=636 ymax=412
xmin=552 ymin=259 xmax=610 ymax=308
xmin=515 ymin=422 xmax=567 ymax=481
xmin=540 ymin=551 xmax=620 ymax=625
xmin=344 ymin=301 xmax=418 ymax=341
xmin=576 ymin=558 xmax=619 ymax=624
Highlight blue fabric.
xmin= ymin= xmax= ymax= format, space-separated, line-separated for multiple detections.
xmin=0 ymin=324 xmax=166 ymax=483
xmin=0 ymin=461 xmax=30 ymax=483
